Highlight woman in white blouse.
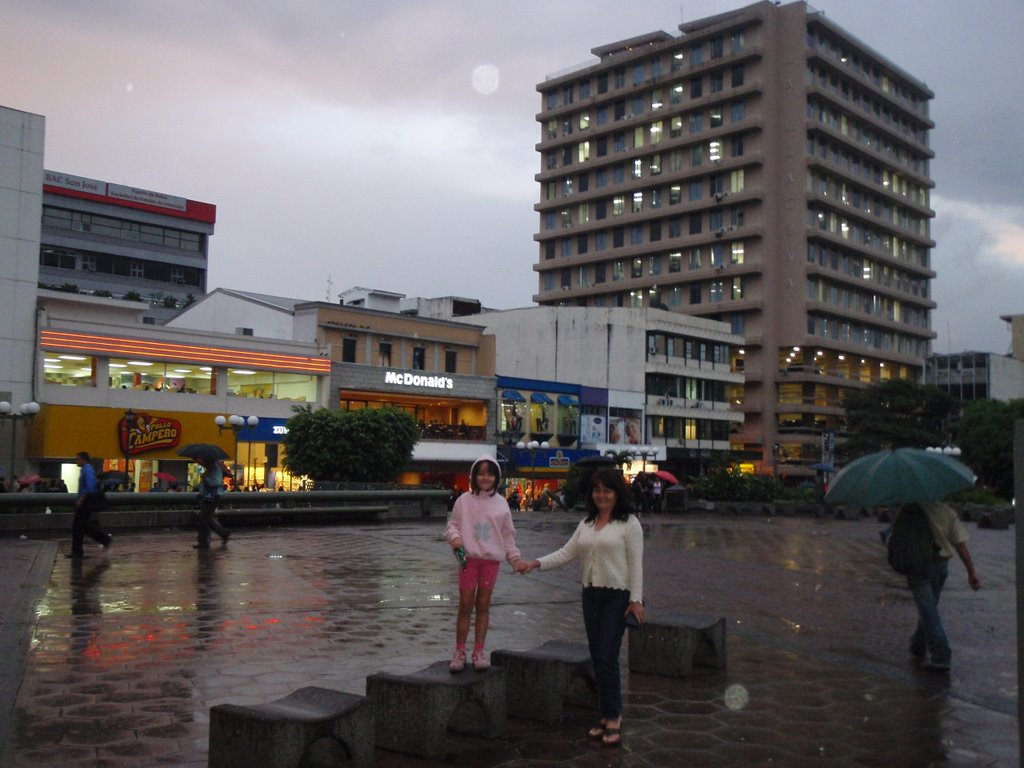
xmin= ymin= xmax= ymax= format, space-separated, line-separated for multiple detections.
xmin=520 ymin=466 xmax=645 ymax=747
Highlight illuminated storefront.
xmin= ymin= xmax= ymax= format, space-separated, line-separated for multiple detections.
xmin=32 ymin=300 xmax=330 ymax=490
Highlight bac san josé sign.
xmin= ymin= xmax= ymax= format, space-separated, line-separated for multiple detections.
xmin=118 ymin=412 xmax=182 ymax=455
xmin=384 ymin=371 xmax=454 ymax=390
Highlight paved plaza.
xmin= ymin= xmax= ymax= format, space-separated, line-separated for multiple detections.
xmin=0 ymin=510 xmax=1018 ymax=767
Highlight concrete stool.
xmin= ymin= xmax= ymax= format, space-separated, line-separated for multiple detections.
xmin=628 ymin=612 xmax=727 ymax=677
xmin=491 ymin=640 xmax=597 ymax=723
xmin=208 ymin=686 xmax=373 ymax=768
xmin=366 ymin=660 xmax=505 ymax=758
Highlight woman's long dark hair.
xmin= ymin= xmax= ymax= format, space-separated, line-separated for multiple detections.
xmin=584 ymin=467 xmax=634 ymax=523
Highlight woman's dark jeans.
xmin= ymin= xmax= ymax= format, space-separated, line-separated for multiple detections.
xmin=582 ymin=586 xmax=630 ymax=720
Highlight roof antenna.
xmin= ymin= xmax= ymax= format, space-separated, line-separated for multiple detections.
xmin=325 ymin=273 xmax=333 ymax=302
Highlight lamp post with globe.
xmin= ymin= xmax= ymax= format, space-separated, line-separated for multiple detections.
xmin=0 ymin=401 xmax=41 ymax=482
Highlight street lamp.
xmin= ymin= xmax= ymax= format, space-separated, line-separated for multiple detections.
xmin=516 ymin=440 xmax=549 ymax=501
xmin=0 ymin=401 xmax=40 ymax=481
xmin=215 ymin=414 xmax=259 ymax=489
xmin=122 ymin=408 xmax=135 ymax=491
xmin=927 ymin=445 xmax=962 ymax=457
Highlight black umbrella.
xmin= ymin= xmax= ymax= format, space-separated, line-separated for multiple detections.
xmin=176 ymin=443 xmax=230 ymax=462
xmin=99 ymin=471 xmax=128 ymax=490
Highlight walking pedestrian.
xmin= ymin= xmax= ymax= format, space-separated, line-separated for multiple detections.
xmin=518 ymin=466 xmax=644 ymax=747
xmin=195 ymin=458 xmax=231 ymax=549
xmin=67 ymin=451 xmax=112 ymax=558
xmin=444 ymin=456 xmax=524 ymax=672
xmin=896 ymin=500 xmax=980 ymax=671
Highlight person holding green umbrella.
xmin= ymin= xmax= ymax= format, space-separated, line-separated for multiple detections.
xmin=897 ymin=500 xmax=981 ymax=672
xmin=825 ymin=448 xmax=982 ymax=672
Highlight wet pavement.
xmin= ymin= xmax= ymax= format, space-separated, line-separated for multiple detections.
xmin=0 ymin=511 xmax=1018 ymax=767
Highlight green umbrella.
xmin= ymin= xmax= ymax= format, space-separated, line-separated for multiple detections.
xmin=824 ymin=447 xmax=976 ymax=507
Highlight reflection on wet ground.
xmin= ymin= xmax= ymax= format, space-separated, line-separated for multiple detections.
xmin=6 ymin=512 xmax=1019 ymax=767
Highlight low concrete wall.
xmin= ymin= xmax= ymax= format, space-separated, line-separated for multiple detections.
xmin=0 ymin=489 xmax=448 ymax=533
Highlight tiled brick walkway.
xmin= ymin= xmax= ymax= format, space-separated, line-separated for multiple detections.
xmin=1 ymin=511 xmax=1018 ymax=766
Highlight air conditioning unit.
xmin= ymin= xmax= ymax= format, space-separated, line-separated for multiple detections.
xmin=715 ymin=229 xmax=725 ymax=238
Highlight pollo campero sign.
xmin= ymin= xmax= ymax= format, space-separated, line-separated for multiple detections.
xmin=118 ymin=412 xmax=182 ymax=455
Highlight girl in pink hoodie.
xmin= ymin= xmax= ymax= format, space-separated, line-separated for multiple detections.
xmin=444 ymin=456 xmax=523 ymax=672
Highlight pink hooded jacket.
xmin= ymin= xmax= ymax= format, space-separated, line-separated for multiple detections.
xmin=444 ymin=456 xmax=522 ymax=564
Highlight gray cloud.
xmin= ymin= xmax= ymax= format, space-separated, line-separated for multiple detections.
xmin=2 ymin=0 xmax=1021 ymax=351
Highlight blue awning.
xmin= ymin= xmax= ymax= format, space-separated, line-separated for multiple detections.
xmin=501 ymin=390 xmax=525 ymax=402
xmin=557 ymin=395 xmax=579 ymax=407
xmin=530 ymin=392 xmax=554 ymax=404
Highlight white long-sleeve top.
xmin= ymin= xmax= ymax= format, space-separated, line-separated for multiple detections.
xmin=537 ymin=515 xmax=644 ymax=603
xmin=444 ymin=491 xmax=522 ymax=564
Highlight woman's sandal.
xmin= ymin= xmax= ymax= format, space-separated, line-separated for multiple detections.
xmin=602 ymin=727 xmax=622 ymax=747
xmin=587 ymin=722 xmax=606 ymax=739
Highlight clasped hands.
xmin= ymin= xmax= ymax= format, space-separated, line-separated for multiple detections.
xmin=513 ymin=559 xmax=539 ymax=574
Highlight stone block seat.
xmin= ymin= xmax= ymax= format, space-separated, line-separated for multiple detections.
xmin=628 ymin=612 xmax=727 ymax=677
xmin=208 ymin=686 xmax=373 ymax=768
xmin=365 ymin=660 xmax=505 ymax=759
xmin=490 ymin=640 xmax=598 ymax=723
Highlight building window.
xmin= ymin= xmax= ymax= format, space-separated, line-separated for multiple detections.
xmin=43 ymin=354 xmax=96 ymax=387
xmin=171 ymin=267 xmax=185 ymax=284
xmin=412 ymin=347 xmax=426 ymax=370
xmin=342 ymin=337 xmax=357 ymax=363
xmin=690 ymin=284 xmax=702 ymax=304
xmin=670 ymin=115 xmax=683 ymax=138
xmin=731 ymin=277 xmax=744 ymax=300
xmin=668 ymin=252 xmax=682 ymax=272
xmin=378 ymin=341 xmax=392 ymax=367
xmin=130 ymin=262 xmax=145 ymax=279
xmin=710 ymin=281 xmax=724 ymax=302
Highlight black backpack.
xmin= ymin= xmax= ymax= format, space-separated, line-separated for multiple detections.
xmin=887 ymin=504 xmax=939 ymax=575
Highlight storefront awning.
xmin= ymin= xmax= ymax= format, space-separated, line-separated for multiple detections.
xmin=530 ymin=392 xmax=554 ymax=404
xmin=557 ymin=395 xmax=579 ymax=407
xmin=501 ymin=390 xmax=525 ymax=402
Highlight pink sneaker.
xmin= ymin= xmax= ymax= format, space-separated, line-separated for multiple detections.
xmin=449 ymin=648 xmax=466 ymax=673
xmin=472 ymin=649 xmax=490 ymax=671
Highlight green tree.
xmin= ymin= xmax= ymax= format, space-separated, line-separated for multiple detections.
xmin=954 ymin=399 xmax=1024 ymax=499
xmin=842 ymin=379 xmax=959 ymax=458
xmin=282 ymin=405 xmax=419 ymax=483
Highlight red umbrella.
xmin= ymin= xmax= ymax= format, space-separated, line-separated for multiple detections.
xmin=154 ymin=472 xmax=177 ymax=482
xmin=653 ymin=469 xmax=679 ymax=486
xmin=17 ymin=473 xmax=42 ymax=487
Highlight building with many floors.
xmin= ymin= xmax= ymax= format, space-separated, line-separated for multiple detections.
xmin=39 ymin=169 xmax=215 ymax=324
xmin=532 ymin=0 xmax=936 ymax=477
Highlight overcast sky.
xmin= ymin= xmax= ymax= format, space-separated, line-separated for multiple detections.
xmin=2 ymin=0 xmax=1022 ymax=354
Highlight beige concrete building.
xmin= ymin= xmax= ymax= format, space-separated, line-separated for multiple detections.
xmin=533 ymin=0 xmax=935 ymax=477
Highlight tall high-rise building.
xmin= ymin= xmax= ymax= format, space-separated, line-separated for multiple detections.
xmin=533 ymin=0 xmax=935 ymax=476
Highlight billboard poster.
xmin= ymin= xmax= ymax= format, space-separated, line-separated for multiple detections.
xmin=608 ymin=417 xmax=641 ymax=445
